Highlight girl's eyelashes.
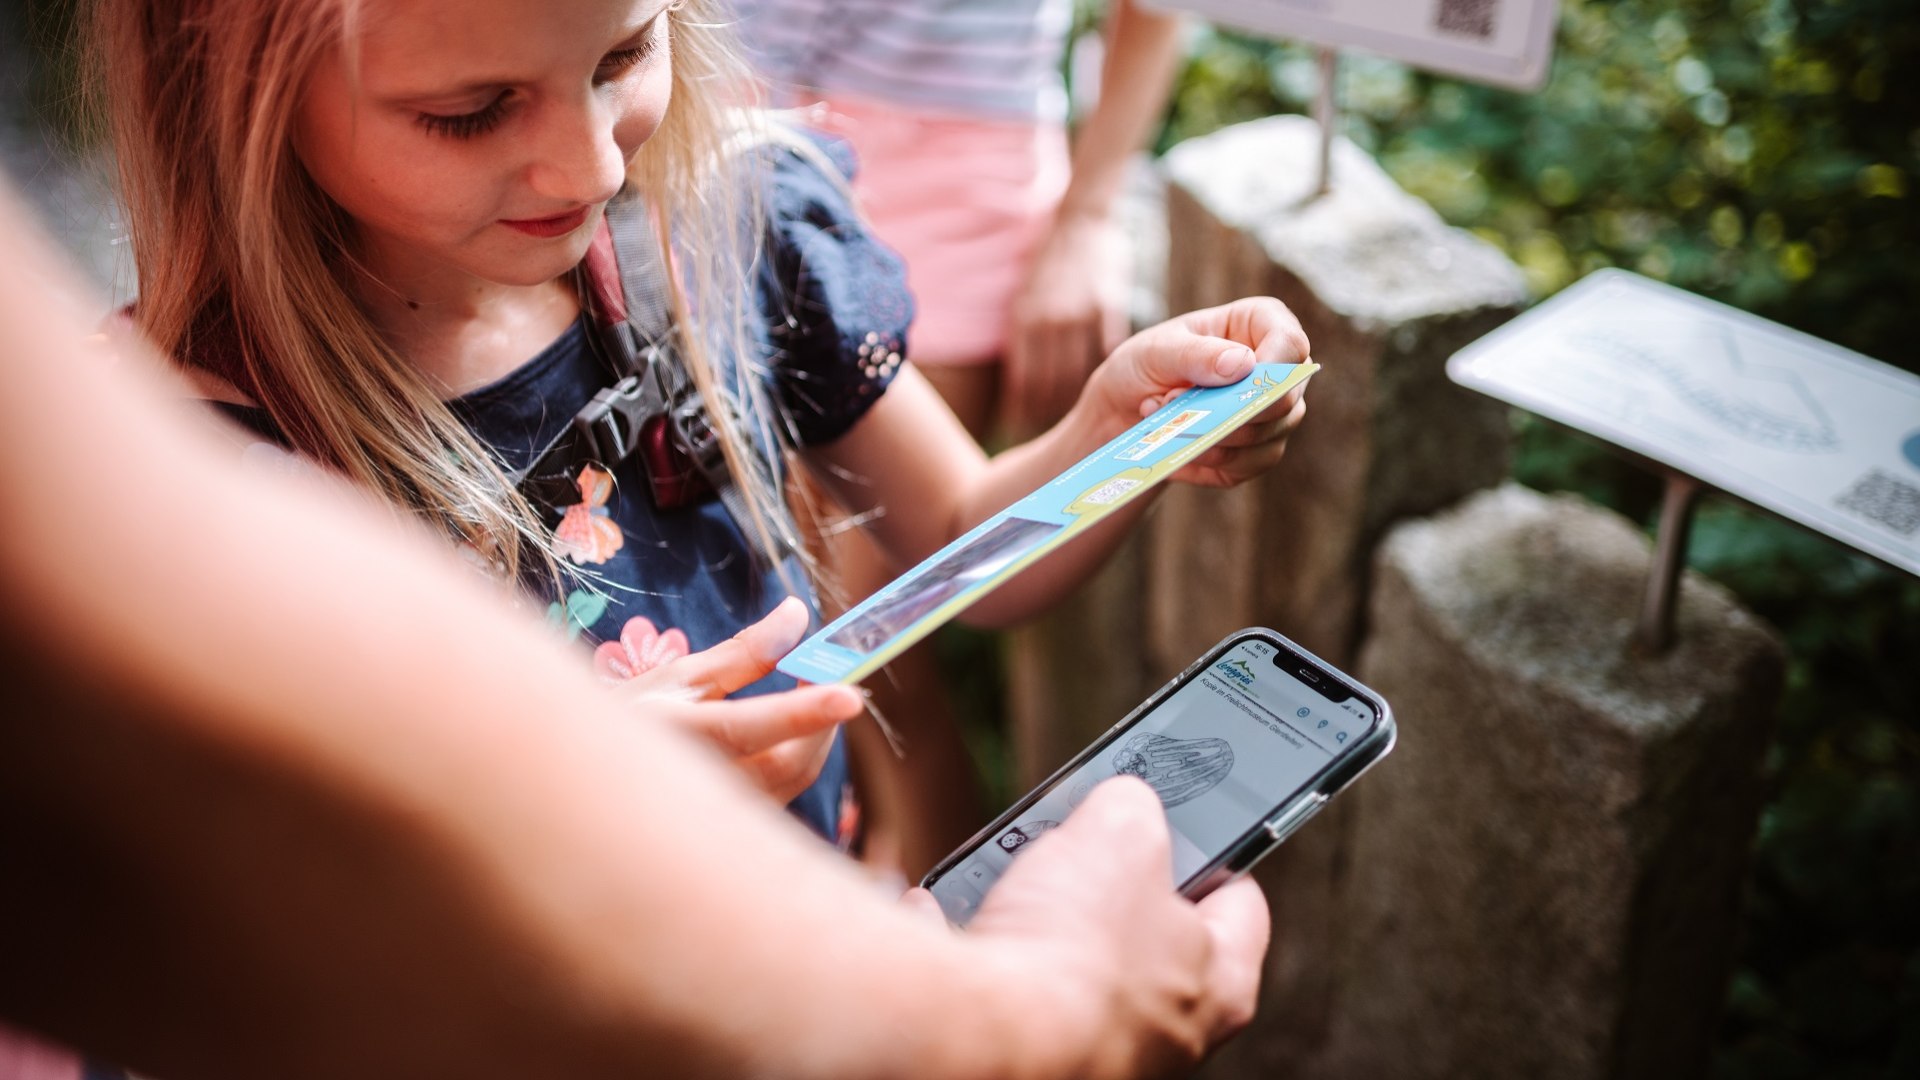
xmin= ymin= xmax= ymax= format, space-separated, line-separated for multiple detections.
xmin=596 ymin=25 xmax=663 ymax=81
xmin=414 ymin=23 xmax=661 ymax=139
xmin=418 ymin=96 xmax=509 ymax=140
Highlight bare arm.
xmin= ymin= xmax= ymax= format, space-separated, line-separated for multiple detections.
xmin=1061 ymin=0 xmax=1186 ymax=228
xmin=0 ymin=184 xmax=1267 ymax=1080
xmin=808 ymin=300 xmax=1310 ymax=627
xmin=1005 ymin=0 xmax=1188 ymax=434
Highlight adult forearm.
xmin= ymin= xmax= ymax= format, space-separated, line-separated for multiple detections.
xmin=0 ymin=187 xmax=1132 ymax=1080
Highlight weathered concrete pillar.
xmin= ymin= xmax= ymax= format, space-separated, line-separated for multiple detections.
xmin=1148 ymin=114 xmax=1526 ymax=672
xmin=1314 ymin=485 xmax=1785 ymax=1080
xmin=1010 ymin=115 xmax=1527 ymax=786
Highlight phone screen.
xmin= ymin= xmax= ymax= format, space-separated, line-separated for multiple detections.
xmin=928 ymin=636 xmax=1379 ymax=924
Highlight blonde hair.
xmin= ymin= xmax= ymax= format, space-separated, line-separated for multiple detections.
xmin=91 ymin=0 xmax=802 ymax=588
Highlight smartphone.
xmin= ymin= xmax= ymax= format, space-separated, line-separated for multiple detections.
xmin=921 ymin=628 xmax=1395 ymax=926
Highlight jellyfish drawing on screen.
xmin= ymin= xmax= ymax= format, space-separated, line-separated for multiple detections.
xmin=1113 ymin=733 xmax=1234 ymax=808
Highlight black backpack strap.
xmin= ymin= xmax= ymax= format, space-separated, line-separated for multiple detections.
xmin=510 ymin=196 xmax=687 ymax=513
xmin=512 ymin=199 xmax=798 ymax=563
xmin=512 ymin=361 xmax=671 ymax=510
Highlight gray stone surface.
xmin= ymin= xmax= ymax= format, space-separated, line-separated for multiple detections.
xmin=1313 ymin=484 xmax=1785 ymax=1080
xmin=1165 ymin=115 xmax=1526 ymax=333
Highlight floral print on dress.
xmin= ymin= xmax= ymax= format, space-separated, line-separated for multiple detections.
xmin=554 ymin=465 xmax=624 ymax=565
xmin=547 ymin=589 xmax=610 ymax=641
xmin=594 ymin=616 xmax=693 ymax=680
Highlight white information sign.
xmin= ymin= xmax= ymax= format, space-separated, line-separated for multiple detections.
xmin=1147 ymin=0 xmax=1559 ymax=91
xmin=1448 ymin=270 xmax=1920 ymax=576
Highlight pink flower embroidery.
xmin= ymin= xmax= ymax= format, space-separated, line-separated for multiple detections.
xmin=554 ymin=465 xmax=625 ymax=565
xmin=594 ymin=616 xmax=692 ymax=680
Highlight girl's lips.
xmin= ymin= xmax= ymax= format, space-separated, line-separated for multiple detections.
xmin=500 ymin=206 xmax=591 ymax=238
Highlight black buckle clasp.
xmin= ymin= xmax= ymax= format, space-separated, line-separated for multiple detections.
xmin=571 ymin=345 xmax=669 ymax=464
xmin=670 ymin=394 xmax=728 ymax=480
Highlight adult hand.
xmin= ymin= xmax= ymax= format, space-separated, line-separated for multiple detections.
xmin=959 ymin=778 xmax=1271 ymax=1078
xmin=1004 ymin=213 xmax=1131 ymax=439
xmin=597 ymin=596 xmax=863 ymax=803
xmin=1075 ymin=297 xmax=1312 ymax=489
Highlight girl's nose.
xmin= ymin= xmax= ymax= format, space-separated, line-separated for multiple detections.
xmin=526 ymin=95 xmax=627 ymax=208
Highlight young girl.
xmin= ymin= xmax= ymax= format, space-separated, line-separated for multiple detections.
xmin=736 ymin=0 xmax=1188 ymax=877
xmin=93 ymin=0 xmax=1310 ymax=849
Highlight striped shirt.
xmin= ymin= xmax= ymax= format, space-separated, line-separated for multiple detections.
xmin=733 ymin=0 xmax=1074 ymax=122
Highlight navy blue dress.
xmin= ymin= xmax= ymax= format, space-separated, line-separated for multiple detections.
xmin=214 ymin=135 xmax=912 ymax=843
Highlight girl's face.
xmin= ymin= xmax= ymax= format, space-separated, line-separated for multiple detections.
xmin=294 ymin=0 xmax=674 ymax=290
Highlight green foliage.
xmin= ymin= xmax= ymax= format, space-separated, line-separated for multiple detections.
xmin=1164 ymin=3 xmax=1919 ymax=1076
xmin=1167 ymin=0 xmax=1920 ymax=367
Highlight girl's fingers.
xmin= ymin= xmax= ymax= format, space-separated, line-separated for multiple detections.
xmin=738 ymin=725 xmax=841 ymax=803
xmin=1177 ymin=422 xmax=1298 ymax=487
xmin=1125 ymin=297 xmax=1310 ymax=397
xmin=652 ymin=596 xmax=811 ymax=699
xmin=1141 ymin=331 xmax=1257 ymax=393
xmin=1213 ymin=393 xmax=1307 ymax=448
xmin=693 ymin=683 xmax=862 ymax=758
xmin=1181 ymin=297 xmax=1311 ymax=367
xmin=1160 ymin=388 xmax=1306 ymax=487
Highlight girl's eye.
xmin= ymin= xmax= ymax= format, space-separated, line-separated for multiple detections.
xmin=418 ymin=96 xmax=509 ymax=140
xmin=595 ymin=28 xmax=662 ymax=81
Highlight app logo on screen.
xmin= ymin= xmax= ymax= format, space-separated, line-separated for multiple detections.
xmin=996 ymin=821 xmax=1060 ymax=855
xmin=1216 ymin=658 xmax=1257 ymax=688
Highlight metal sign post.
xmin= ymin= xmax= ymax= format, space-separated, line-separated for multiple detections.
xmin=1313 ymin=46 xmax=1339 ymax=195
xmin=1634 ymin=472 xmax=1703 ymax=655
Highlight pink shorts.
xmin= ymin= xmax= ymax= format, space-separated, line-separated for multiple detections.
xmin=0 ymin=1025 xmax=79 ymax=1080
xmin=812 ymin=94 xmax=1070 ymax=367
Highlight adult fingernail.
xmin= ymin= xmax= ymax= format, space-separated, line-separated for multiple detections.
xmin=1216 ymin=347 xmax=1255 ymax=377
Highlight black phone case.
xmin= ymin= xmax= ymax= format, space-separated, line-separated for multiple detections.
xmin=920 ymin=627 xmax=1397 ymax=907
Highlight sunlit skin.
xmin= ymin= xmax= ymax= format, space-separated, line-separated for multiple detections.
xmin=292 ymin=0 xmax=673 ymax=393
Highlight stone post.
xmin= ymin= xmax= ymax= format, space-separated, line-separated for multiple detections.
xmin=1316 ymin=485 xmax=1785 ymax=1079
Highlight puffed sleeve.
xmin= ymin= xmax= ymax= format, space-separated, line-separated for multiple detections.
xmin=759 ymin=131 xmax=915 ymax=447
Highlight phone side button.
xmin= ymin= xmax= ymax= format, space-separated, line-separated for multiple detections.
xmin=1263 ymin=793 xmax=1329 ymax=844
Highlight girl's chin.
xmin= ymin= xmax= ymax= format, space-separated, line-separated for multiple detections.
xmin=470 ymin=232 xmax=596 ymax=286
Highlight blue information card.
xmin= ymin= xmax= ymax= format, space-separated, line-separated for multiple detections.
xmin=778 ymin=362 xmax=1317 ymax=685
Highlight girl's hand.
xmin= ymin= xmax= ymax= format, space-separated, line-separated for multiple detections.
xmin=1005 ymin=213 xmax=1132 ymax=438
xmin=1076 ymin=297 xmax=1312 ymax=489
xmin=597 ymin=597 xmax=863 ymax=803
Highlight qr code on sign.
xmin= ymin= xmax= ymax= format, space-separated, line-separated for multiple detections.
xmin=1834 ymin=469 xmax=1920 ymax=536
xmin=1082 ymin=478 xmax=1143 ymax=506
xmin=1435 ymin=0 xmax=1498 ymax=39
